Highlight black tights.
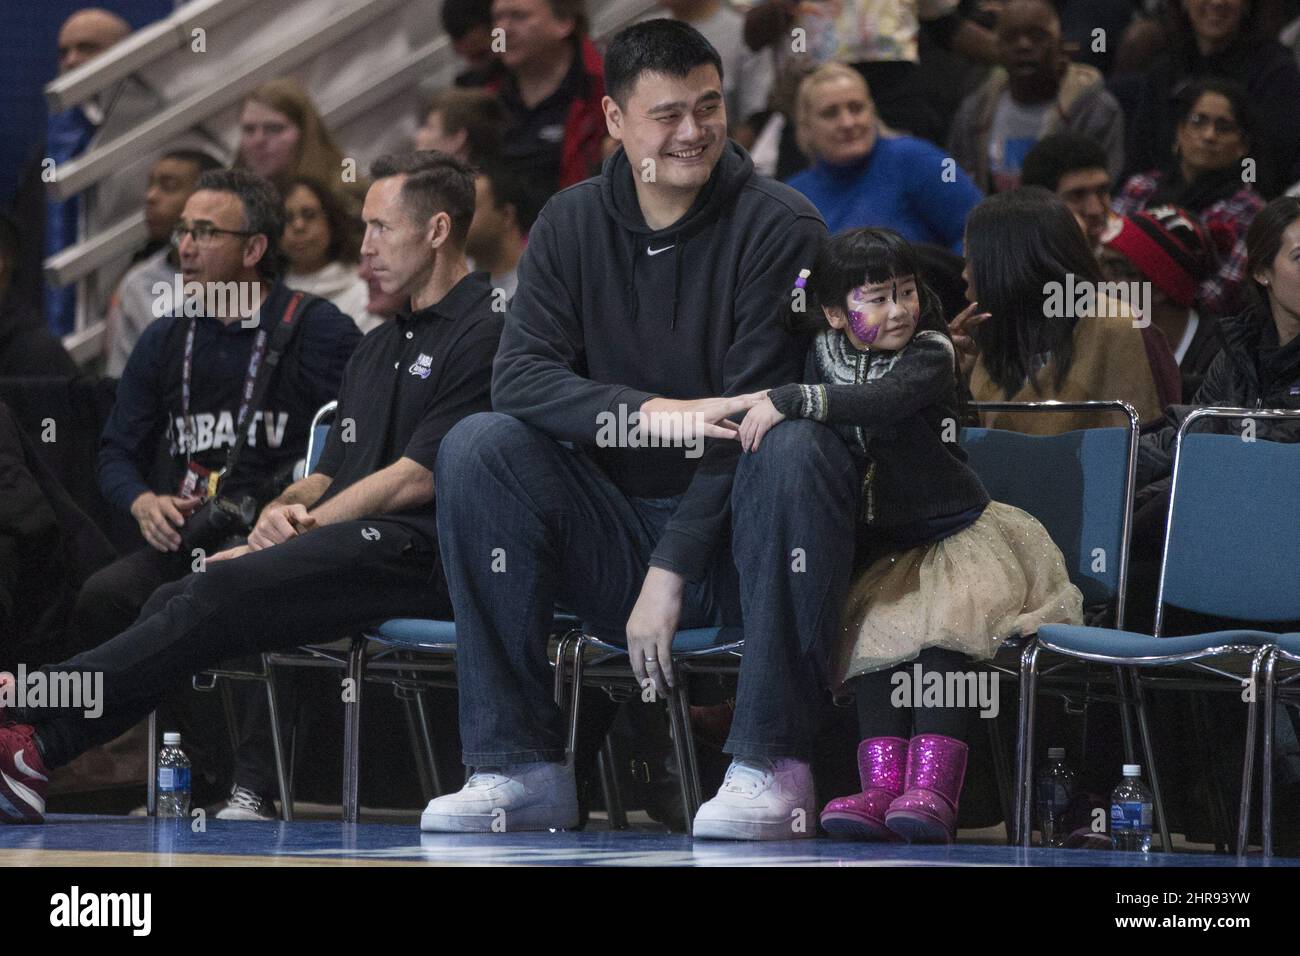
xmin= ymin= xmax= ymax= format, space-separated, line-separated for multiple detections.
xmin=852 ymin=647 xmax=973 ymax=743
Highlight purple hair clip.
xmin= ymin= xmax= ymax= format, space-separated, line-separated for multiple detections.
xmin=794 ymin=268 xmax=810 ymax=290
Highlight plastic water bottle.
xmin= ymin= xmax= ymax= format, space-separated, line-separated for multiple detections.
xmin=1036 ymin=746 xmax=1075 ymax=847
xmin=157 ymin=732 xmax=192 ymax=818
xmin=1110 ymin=764 xmax=1153 ymax=852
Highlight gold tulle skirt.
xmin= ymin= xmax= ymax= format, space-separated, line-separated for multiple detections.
xmin=831 ymin=501 xmax=1084 ymax=689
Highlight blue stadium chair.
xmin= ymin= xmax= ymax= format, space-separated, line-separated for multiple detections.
xmin=560 ymin=399 xmax=1143 ymax=834
xmin=299 ymin=404 xmax=586 ymax=822
xmin=160 ymin=402 xmax=579 ymax=823
xmin=337 ymin=615 xmax=583 ymax=825
xmin=559 ymin=626 xmax=745 ymax=825
xmin=1034 ymin=407 xmax=1300 ymax=856
xmin=961 ymin=400 xmax=1141 ymax=847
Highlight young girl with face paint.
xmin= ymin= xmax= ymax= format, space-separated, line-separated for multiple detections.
xmin=739 ymin=228 xmax=1083 ymax=843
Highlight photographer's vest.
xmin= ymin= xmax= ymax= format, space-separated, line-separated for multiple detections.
xmin=150 ymin=286 xmax=321 ymax=506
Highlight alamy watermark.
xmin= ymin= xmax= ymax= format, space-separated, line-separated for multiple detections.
xmin=595 ymin=405 xmax=706 ymax=459
xmin=0 ymin=666 xmax=103 ymax=719
xmin=151 ymin=277 xmax=262 ymax=324
xmin=1043 ymin=274 xmax=1150 ymax=329
xmin=891 ymin=663 xmax=999 ymax=719
xmin=50 ymin=886 xmax=151 ymax=936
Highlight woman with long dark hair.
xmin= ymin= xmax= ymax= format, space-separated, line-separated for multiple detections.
xmin=1114 ymin=78 xmax=1264 ymax=317
xmin=964 ymin=187 xmax=1173 ymax=432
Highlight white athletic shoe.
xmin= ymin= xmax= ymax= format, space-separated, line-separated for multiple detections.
xmin=692 ymin=757 xmax=816 ymax=841
xmin=214 ymin=784 xmax=278 ymax=821
xmin=420 ymin=761 xmax=578 ymax=832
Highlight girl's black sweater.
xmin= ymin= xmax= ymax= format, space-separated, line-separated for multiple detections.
xmin=769 ymin=329 xmax=990 ymax=528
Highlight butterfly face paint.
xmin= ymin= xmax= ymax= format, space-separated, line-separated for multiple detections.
xmin=844 ymin=276 xmax=920 ymax=351
xmin=847 ymin=309 xmax=881 ymax=344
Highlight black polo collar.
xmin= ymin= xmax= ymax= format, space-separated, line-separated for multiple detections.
xmin=396 ymin=271 xmax=493 ymax=324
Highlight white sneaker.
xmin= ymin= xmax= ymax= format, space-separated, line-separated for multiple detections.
xmin=214 ymin=784 xmax=278 ymax=821
xmin=692 ymin=757 xmax=816 ymax=841
xmin=420 ymin=761 xmax=578 ymax=832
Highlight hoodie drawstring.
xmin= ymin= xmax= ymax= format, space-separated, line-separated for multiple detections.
xmin=628 ymin=233 xmax=640 ymax=325
xmin=670 ymin=241 xmax=682 ymax=330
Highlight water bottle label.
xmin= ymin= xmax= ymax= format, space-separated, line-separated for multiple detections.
xmin=1038 ymin=782 xmax=1069 ymax=808
xmin=159 ymin=767 xmax=191 ymax=793
xmin=1110 ymin=800 xmax=1151 ymax=830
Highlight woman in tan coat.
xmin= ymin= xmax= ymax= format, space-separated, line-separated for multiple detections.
xmin=958 ymin=187 xmax=1175 ymax=433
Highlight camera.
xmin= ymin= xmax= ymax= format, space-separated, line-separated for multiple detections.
xmin=178 ymin=495 xmax=258 ymax=553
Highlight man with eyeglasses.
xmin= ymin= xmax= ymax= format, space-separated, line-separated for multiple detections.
xmin=68 ymin=169 xmax=359 ymax=817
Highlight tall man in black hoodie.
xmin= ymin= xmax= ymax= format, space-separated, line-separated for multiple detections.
xmin=424 ymin=20 xmax=859 ymax=840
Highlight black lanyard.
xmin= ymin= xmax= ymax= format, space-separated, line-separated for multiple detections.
xmin=179 ymin=317 xmax=268 ymax=481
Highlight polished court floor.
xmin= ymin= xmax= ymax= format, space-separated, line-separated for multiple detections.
xmin=2 ymin=815 xmax=1295 ymax=866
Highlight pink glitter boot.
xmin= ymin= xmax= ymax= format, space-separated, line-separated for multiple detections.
xmin=819 ymin=737 xmax=907 ymax=840
xmin=885 ymin=734 xmax=969 ymax=843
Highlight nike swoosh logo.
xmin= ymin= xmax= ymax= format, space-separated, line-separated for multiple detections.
xmin=14 ymin=749 xmax=48 ymax=782
xmin=1 ymin=768 xmax=45 ymax=816
xmin=646 ymin=245 xmax=675 ymax=256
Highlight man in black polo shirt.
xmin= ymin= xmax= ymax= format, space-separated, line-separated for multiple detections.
xmin=0 ymin=152 xmax=503 ymax=825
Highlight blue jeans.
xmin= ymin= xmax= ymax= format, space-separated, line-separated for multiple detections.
xmin=436 ymin=412 xmax=859 ymax=765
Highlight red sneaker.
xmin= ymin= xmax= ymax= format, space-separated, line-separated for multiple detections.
xmin=0 ymin=723 xmax=49 ymax=824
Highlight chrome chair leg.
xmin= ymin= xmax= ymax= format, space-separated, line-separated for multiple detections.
xmin=341 ymin=636 xmax=365 ymax=824
xmin=262 ymin=656 xmax=294 ymax=822
xmin=147 ymin=711 xmax=158 ymax=816
xmin=985 ymin=706 xmax=1014 ymax=845
xmin=411 ymin=683 xmax=442 ymax=798
xmin=397 ymin=678 xmax=435 ymax=803
xmin=1131 ymin=668 xmax=1172 ymax=851
xmin=1260 ymin=648 xmax=1277 ymax=858
xmin=565 ymin=637 xmax=586 ymax=760
xmin=666 ymin=682 xmax=701 ymax=824
xmin=597 ymin=737 xmax=628 ymax=830
xmin=219 ymin=680 xmax=240 ymax=758
xmin=1015 ymin=641 xmax=1039 ymax=847
xmin=553 ymin=632 xmax=575 ymax=709
xmin=675 ymin=677 xmax=704 ymax=812
xmin=1115 ymin=666 xmax=1138 ymax=764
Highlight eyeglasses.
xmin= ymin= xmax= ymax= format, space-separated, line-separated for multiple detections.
xmin=1185 ymin=112 xmax=1240 ymax=136
xmin=171 ymin=224 xmax=257 ymax=247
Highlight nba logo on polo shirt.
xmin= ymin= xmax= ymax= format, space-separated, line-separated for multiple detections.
xmin=409 ymin=353 xmax=434 ymax=379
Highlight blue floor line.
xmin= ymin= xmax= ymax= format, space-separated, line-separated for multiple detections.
xmin=1 ymin=815 xmax=1293 ymax=866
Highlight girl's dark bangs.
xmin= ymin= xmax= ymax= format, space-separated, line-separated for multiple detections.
xmin=859 ymin=236 xmax=919 ymax=287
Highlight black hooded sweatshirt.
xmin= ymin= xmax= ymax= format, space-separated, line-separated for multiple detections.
xmin=492 ymin=141 xmax=826 ymax=580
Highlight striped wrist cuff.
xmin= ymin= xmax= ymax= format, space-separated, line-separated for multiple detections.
xmin=799 ymin=384 xmax=827 ymax=421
